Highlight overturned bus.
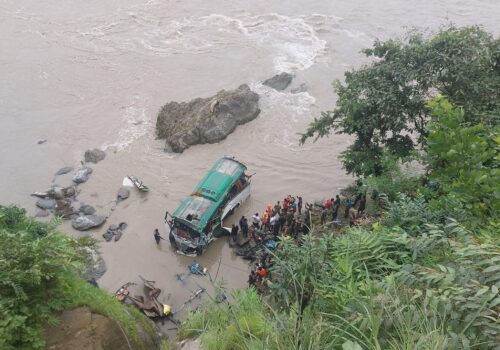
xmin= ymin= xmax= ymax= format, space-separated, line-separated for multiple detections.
xmin=165 ymin=157 xmax=251 ymax=255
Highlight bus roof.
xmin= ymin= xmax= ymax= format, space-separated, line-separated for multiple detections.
xmin=173 ymin=157 xmax=247 ymax=231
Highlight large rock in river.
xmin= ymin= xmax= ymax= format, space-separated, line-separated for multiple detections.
xmin=156 ymin=84 xmax=260 ymax=153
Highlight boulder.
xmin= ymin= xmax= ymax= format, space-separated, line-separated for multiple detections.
xmin=55 ymin=166 xmax=73 ymax=176
xmin=262 ymin=72 xmax=294 ymax=91
xmin=72 ymin=215 xmax=106 ymax=231
xmin=78 ymin=246 xmax=107 ymax=280
xmin=156 ymin=84 xmax=260 ymax=153
xmin=114 ymin=230 xmax=123 ymax=241
xmin=36 ymin=198 xmax=56 ymax=210
xmin=79 ymin=204 xmax=96 ymax=215
xmin=44 ymin=307 xmax=160 ymax=350
xmin=117 ymin=187 xmax=130 ymax=201
xmin=103 ymin=223 xmax=127 ymax=242
xmin=84 ymin=149 xmax=106 ymax=164
xmin=72 ymin=167 xmax=93 ymax=184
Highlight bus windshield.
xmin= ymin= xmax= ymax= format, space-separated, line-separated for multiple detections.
xmin=176 ymin=196 xmax=213 ymax=223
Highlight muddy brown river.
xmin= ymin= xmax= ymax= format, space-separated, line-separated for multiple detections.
xmin=1 ymin=0 xmax=499 ymax=332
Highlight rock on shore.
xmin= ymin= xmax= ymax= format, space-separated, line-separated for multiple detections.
xmin=44 ymin=307 xmax=160 ymax=350
xmin=156 ymin=84 xmax=260 ymax=153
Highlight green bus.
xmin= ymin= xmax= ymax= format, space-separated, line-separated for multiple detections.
xmin=165 ymin=157 xmax=251 ymax=255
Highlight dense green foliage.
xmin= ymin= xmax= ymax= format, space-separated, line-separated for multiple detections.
xmin=180 ymin=26 xmax=500 ymax=350
xmin=180 ymin=189 xmax=499 ymax=349
xmin=301 ymin=25 xmax=500 ymax=176
xmin=424 ymin=98 xmax=500 ymax=219
xmin=0 ymin=206 xmax=155 ymax=349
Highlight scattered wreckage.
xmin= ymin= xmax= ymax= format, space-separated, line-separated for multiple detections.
xmin=115 ymin=263 xmax=207 ymax=323
xmin=123 ymin=175 xmax=149 ymax=192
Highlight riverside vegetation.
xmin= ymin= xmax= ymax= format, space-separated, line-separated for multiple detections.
xmin=0 ymin=206 xmax=164 ymax=349
xmin=178 ymin=26 xmax=500 ymax=349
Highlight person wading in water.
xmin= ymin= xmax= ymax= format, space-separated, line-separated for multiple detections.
xmin=154 ymin=229 xmax=164 ymax=245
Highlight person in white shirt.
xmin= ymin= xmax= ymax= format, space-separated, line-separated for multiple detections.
xmin=252 ymin=213 xmax=261 ymax=228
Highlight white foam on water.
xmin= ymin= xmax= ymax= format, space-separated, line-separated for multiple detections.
xmin=249 ymin=82 xmax=317 ymax=151
xmin=22 ymin=4 xmax=331 ymax=151
xmin=41 ymin=9 xmax=327 ymax=74
xmin=101 ymin=95 xmax=152 ymax=152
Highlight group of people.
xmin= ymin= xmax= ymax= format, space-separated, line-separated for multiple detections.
xmin=252 ymin=195 xmax=309 ymax=239
xmin=320 ymin=192 xmax=367 ymax=226
xmin=248 ymin=262 xmax=267 ymax=288
xmin=242 ymin=195 xmax=310 ymax=289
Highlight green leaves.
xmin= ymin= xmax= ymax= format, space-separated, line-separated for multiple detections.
xmin=0 ymin=206 xmax=83 ymax=349
xmin=302 ymin=26 xmax=500 ymax=177
xmin=425 ymin=98 xmax=500 ymax=218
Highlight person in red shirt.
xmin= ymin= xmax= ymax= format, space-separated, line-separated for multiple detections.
xmin=256 ymin=264 xmax=267 ymax=279
xmin=283 ymin=197 xmax=289 ymax=210
xmin=324 ymin=197 xmax=334 ymax=209
xmin=258 ymin=267 xmax=267 ymax=279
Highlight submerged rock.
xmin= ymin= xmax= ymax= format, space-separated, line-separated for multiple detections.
xmin=72 ymin=215 xmax=106 ymax=231
xmin=35 ymin=210 xmax=50 ymax=218
xmin=156 ymin=84 xmax=260 ymax=153
xmin=55 ymin=199 xmax=75 ymax=219
xmin=117 ymin=187 xmax=130 ymax=201
xmin=84 ymin=149 xmax=106 ymax=164
xmin=36 ymin=198 xmax=56 ymax=210
xmin=72 ymin=167 xmax=93 ymax=184
xmin=79 ymin=204 xmax=96 ymax=215
xmin=291 ymin=83 xmax=308 ymax=94
xmin=263 ymin=72 xmax=294 ymax=91
xmin=55 ymin=166 xmax=73 ymax=176
xmin=103 ymin=222 xmax=127 ymax=242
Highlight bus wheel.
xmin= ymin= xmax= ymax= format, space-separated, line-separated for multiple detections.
xmin=196 ymin=247 xmax=203 ymax=256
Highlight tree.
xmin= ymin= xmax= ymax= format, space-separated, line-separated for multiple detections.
xmin=301 ymin=26 xmax=500 ymax=176
xmin=424 ymin=98 xmax=500 ymax=218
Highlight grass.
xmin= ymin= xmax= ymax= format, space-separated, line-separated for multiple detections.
xmin=61 ymin=273 xmax=157 ymax=349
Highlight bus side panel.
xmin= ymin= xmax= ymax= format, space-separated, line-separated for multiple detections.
xmin=222 ymin=184 xmax=251 ymax=221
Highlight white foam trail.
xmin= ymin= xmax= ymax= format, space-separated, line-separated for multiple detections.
xmin=41 ymin=10 xmax=327 ymax=74
xmin=18 ymin=5 xmax=332 ymax=151
xmin=101 ymin=95 xmax=152 ymax=152
xmin=249 ymin=83 xmax=317 ymax=151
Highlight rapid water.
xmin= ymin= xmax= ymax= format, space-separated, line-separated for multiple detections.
xmin=1 ymin=0 xmax=499 ymax=329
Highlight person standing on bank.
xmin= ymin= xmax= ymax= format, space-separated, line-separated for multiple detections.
xmin=239 ymin=216 xmax=249 ymax=238
xmin=231 ymin=224 xmax=239 ymax=242
xmin=252 ymin=213 xmax=261 ymax=228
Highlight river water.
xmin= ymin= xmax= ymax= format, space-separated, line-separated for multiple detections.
xmin=1 ymin=0 xmax=499 ymax=329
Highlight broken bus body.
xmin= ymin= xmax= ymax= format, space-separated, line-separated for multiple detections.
xmin=166 ymin=157 xmax=250 ymax=255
